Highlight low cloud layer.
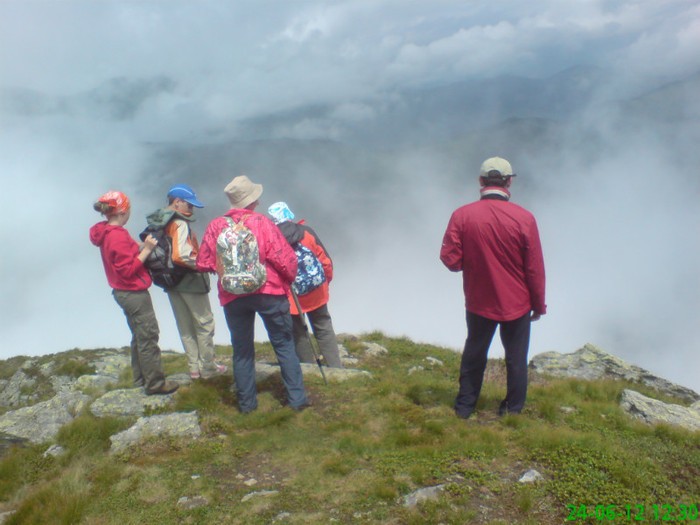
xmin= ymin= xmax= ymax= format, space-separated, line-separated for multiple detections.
xmin=1 ymin=1 xmax=699 ymax=391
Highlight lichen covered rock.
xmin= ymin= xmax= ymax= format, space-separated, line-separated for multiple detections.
xmin=110 ymin=411 xmax=201 ymax=454
xmin=90 ymin=387 xmax=175 ymax=418
xmin=620 ymin=389 xmax=700 ymax=431
xmin=255 ymin=362 xmax=372 ymax=383
xmin=530 ymin=344 xmax=699 ymax=403
xmin=0 ymin=391 xmax=91 ymax=443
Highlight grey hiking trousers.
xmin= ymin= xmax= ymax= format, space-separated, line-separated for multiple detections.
xmin=112 ymin=289 xmax=167 ymax=393
xmin=292 ymin=304 xmax=343 ymax=368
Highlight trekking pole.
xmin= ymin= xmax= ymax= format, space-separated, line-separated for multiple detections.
xmin=289 ymin=289 xmax=328 ymax=385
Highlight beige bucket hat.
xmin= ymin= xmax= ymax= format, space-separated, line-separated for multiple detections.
xmin=224 ymin=175 xmax=263 ymax=209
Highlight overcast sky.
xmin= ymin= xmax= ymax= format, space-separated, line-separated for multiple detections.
xmin=1 ymin=1 xmax=699 ymax=391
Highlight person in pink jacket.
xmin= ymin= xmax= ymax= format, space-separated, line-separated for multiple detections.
xmin=197 ymin=176 xmax=309 ymax=413
xmin=90 ymin=191 xmax=179 ymax=396
xmin=440 ymin=157 xmax=546 ymax=418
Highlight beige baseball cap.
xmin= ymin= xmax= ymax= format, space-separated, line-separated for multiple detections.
xmin=479 ymin=157 xmax=515 ymax=178
xmin=224 ymin=175 xmax=263 ymax=209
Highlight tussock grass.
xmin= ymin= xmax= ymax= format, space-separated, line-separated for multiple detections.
xmin=57 ymin=413 xmax=133 ymax=456
xmin=0 ymin=445 xmax=55 ymax=502
xmin=0 ymin=334 xmax=698 ymax=524
xmin=53 ymin=359 xmax=96 ymax=378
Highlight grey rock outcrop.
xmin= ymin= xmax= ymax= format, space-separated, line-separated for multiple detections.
xmin=91 ymin=352 xmax=131 ymax=378
xmin=0 ymin=340 xmax=379 ymax=453
xmin=110 ymin=411 xmax=201 ymax=454
xmin=50 ymin=375 xmax=77 ymax=393
xmin=402 ymin=484 xmax=445 ymax=508
xmin=362 ymin=342 xmax=388 ymax=357
xmin=241 ymin=490 xmax=279 ymax=503
xmin=43 ymin=444 xmax=66 ymax=457
xmin=0 ymin=350 xmax=134 ymax=410
xmin=338 ymin=343 xmax=359 ymax=367
xmin=90 ymin=388 xmax=176 ymax=418
xmin=74 ymin=374 xmax=119 ymax=391
xmin=529 ymin=344 xmax=699 ymax=403
xmin=177 ymin=495 xmax=209 ymax=509
xmin=425 ymin=357 xmax=443 ymax=367
xmin=20 ymin=359 xmax=37 ymax=371
xmin=0 ymin=369 xmax=37 ymax=407
xmin=0 ymin=391 xmax=91 ymax=444
xmin=620 ymin=389 xmax=700 ymax=431
xmin=255 ymin=362 xmax=373 ymax=383
xmin=518 ymin=469 xmax=544 ymax=483
xmin=37 ymin=360 xmax=56 ymax=376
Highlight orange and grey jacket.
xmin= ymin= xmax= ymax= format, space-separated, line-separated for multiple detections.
xmin=145 ymin=207 xmax=209 ymax=293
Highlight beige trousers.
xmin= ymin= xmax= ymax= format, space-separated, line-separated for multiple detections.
xmin=167 ymin=290 xmax=218 ymax=374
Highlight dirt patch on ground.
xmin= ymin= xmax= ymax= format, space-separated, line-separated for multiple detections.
xmin=204 ymin=452 xmax=292 ymax=493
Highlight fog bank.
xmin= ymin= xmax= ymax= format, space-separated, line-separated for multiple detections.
xmin=1 ymin=1 xmax=698 ymax=391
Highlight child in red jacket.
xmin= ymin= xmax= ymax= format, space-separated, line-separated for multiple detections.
xmin=90 ymin=191 xmax=178 ymax=396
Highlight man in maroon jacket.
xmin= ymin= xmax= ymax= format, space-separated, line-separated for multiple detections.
xmin=440 ymin=157 xmax=546 ymax=419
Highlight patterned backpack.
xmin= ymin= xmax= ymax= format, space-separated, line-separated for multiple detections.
xmin=216 ymin=216 xmax=267 ymax=295
xmin=292 ymin=243 xmax=326 ymax=296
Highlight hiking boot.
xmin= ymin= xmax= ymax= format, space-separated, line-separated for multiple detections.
xmin=291 ymin=401 xmax=312 ymax=412
xmin=146 ymin=381 xmax=179 ymax=396
xmin=201 ymin=363 xmax=227 ymax=379
xmin=455 ymin=409 xmax=474 ymax=420
xmin=498 ymin=400 xmax=521 ymax=416
xmin=189 ymin=371 xmax=201 ymax=380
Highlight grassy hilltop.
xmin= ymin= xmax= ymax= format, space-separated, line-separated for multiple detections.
xmin=0 ymin=333 xmax=698 ymax=524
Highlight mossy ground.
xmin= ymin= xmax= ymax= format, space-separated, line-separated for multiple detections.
xmin=0 ymin=333 xmax=697 ymax=524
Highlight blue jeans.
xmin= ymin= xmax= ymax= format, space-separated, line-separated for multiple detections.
xmin=224 ymin=294 xmax=308 ymax=412
xmin=454 ymin=311 xmax=531 ymax=416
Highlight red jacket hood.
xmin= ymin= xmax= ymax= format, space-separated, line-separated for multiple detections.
xmin=89 ymin=221 xmax=113 ymax=247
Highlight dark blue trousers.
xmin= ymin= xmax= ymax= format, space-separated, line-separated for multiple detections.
xmin=224 ymin=294 xmax=308 ymax=413
xmin=454 ymin=311 xmax=531 ymax=416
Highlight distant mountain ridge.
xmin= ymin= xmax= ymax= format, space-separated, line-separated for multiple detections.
xmin=0 ymin=76 xmax=176 ymax=120
xmin=3 ymin=66 xmax=698 ymax=143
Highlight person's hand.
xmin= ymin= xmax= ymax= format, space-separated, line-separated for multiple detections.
xmin=530 ymin=311 xmax=542 ymax=322
xmin=143 ymin=234 xmax=158 ymax=252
